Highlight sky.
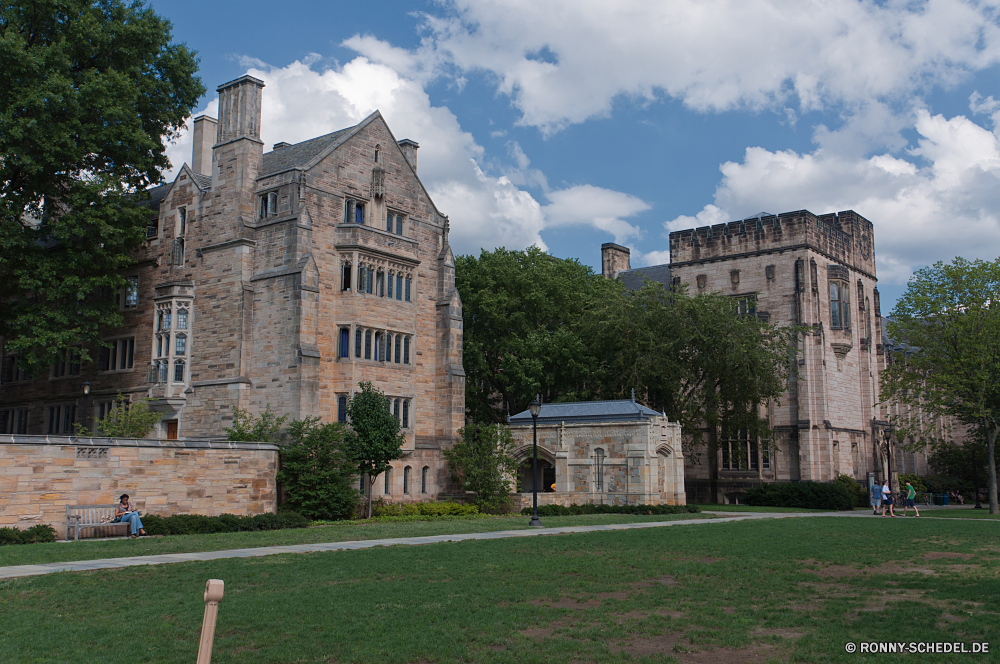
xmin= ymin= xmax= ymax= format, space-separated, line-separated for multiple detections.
xmin=152 ymin=0 xmax=1000 ymax=312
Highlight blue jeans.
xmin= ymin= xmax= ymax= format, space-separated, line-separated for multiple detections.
xmin=121 ymin=512 xmax=143 ymax=535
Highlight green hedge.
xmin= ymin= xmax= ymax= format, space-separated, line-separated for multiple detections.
xmin=0 ymin=524 xmax=58 ymax=546
xmin=745 ymin=481 xmax=853 ymax=510
xmin=142 ymin=511 xmax=309 ymax=536
xmin=834 ymin=474 xmax=869 ymax=508
xmin=372 ymin=501 xmax=480 ymax=517
xmin=519 ymin=503 xmax=700 ymax=517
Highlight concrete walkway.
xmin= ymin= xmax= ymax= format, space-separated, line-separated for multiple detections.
xmin=0 ymin=508 xmax=984 ymax=580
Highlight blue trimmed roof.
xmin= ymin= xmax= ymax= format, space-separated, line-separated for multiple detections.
xmin=508 ymin=399 xmax=662 ymax=425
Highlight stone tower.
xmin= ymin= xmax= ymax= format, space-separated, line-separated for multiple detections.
xmin=601 ymin=243 xmax=631 ymax=279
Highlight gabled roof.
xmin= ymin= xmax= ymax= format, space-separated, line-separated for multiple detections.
xmin=508 ymin=399 xmax=662 ymax=425
xmin=618 ymin=264 xmax=671 ymax=291
xmin=192 ymin=173 xmax=211 ymax=189
xmin=260 ymin=126 xmax=355 ymax=177
xmin=143 ymin=183 xmax=171 ymax=213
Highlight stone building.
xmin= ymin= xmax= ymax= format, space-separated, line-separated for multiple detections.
xmin=507 ymin=399 xmax=685 ymax=508
xmin=0 ymin=75 xmax=465 ymax=503
xmin=602 ymin=210 xmax=940 ymax=503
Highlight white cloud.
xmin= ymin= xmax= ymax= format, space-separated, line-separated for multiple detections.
xmin=664 ymin=110 xmax=1000 ymax=284
xmin=346 ymin=0 xmax=1000 ymax=135
xmin=163 ymin=55 xmax=646 ymax=255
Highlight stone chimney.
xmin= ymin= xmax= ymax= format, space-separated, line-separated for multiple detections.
xmin=191 ymin=115 xmax=218 ymax=176
xmin=212 ymin=75 xmax=264 ymax=195
xmin=398 ymin=139 xmax=419 ymax=172
xmin=601 ymin=243 xmax=631 ymax=279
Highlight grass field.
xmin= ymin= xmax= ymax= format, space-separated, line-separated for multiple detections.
xmin=692 ymin=504 xmax=836 ymax=513
xmin=0 ymin=513 xmax=712 ymax=568
xmin=1 ymin=516 xmax=996 ymax=663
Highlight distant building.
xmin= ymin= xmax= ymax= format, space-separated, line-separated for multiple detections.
xmin=0 ymin=75 xmax=465 ymax=501
xmin=507 ymin=398 xmax=685 ymax=507
xmin=602 ymin=210 xmax=948 ymax=503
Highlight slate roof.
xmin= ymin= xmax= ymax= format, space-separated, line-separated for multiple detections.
xmin=260 ymin=126 xmax=355 ymax=177
xmin=192 ymin=173 xmax=211 ymax=189
xmin=143 ymin=183 xmax=171 ymax=213
xmin=508 ymin=399 xmax=662 ymax=425
xmin=618 ymin=264 xmax=671 ymax=291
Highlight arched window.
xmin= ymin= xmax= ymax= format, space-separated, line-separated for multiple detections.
xmin=177 ymin=309 xmax=188 ymax=330
xmin=384 ymin=467 xmax=391 ymax=495
xmin=173 ymin=360 xmax=185 ymax=383
xmin=387 ymin=271 xmax=394 ymax=298
xmin=374 ymin=144 xmax=380 ymax=162
xmin=364 ymin=330 xmax=372 ymax=360
xmin=403 ymin=466 xmax=411 ymax=494
xmin=393 ymin=398 xmax=400 ymax=421
xmin=175 ymin=334 xmax=187 ymax=355
xmin=405 ymin=276 xmax=411 ymax=302
xmin=421 ymin=466 xmax=429 ymax=494
xmin=402 ymin=400 xmax=410 ymax=429
xmin=386 ymin=211 xmax=393 ymax=232
xmin=342 ymin=262 xmax=352 ymax=291
xmin=338 ymin=396 xmax=348 ymax=423
xmin=830 ymin=281 xmax=850 ymax=329
xmin=395 ymin=274 xmax=403 ymax=300
xmin=403 ymin=337 xmax=410 ymax=364
xmin=339 ymin=328 xmax=349 ymax=358
xmin=394 ymin=335 xmax=401 ymax=364
xmin=355 ymin=329 xmax=362 ymax=358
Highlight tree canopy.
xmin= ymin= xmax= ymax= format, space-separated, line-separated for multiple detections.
xmin=347 ymin=381 xmax=404 ymax=518
xmin=277 ymin=417 xmax=359 ymax=521
xmin=883 ymin=257 xmax=1000 ymax=514
xmin=0 ymin=0 xmax=204 ymax=375
xmin=443 ymin=423 xmax=519 ymax=511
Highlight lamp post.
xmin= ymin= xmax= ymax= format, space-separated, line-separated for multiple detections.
xmin=528 ymin=394 xmax=542 ymax=528
xmin=81 ymin=381 xmax=92 ymax=435
xmin=883 ymin=419 xmax=893 ymax=500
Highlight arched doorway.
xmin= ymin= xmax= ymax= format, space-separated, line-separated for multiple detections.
xmin=516 ymin=447 xmax=556 ymax=492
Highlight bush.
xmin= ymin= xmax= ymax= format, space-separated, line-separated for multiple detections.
xmin=140 ymin=511 xmax=309 ymax=537
xmin=518 ymin=503 xmax=699 ymax=517
xmin=898 ymin=473 xmax=927 ymax=494
xmin=834 ymin=474 xmax=868 ymax=507
xmin=744 ymin=481 xmax=853 ymax=510
xmin=373 ymin=501 xmax=480 ymax=517
xmin=0 ymin=524 xmax=57 ymax=545
xmin=277 ymin=418 xmax=359 ymax=521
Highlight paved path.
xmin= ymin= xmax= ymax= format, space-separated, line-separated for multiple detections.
xmin=0 ymin=509 xmax=980 ymax=580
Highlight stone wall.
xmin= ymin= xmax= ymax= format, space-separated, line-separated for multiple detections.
xmin=0 ymin=435 xmax=278 ymax=539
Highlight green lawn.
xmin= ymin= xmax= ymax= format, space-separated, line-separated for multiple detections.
xmin=0 ymin=513 xmax=712 ymax=568
xmin=1 ymin=517 xmax=997 ymax=663
xmin=693 ymin=504 xmax=837 ymax=513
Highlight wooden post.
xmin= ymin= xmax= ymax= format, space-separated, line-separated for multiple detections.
xmin=196 ymin=579 xmax=224 ymax=664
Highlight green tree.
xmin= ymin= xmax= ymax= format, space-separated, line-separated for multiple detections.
xmin=444 ymin=423 xmax=519 ymax=511
xmin=347 ymin=382 xmax=404 ymax=519
xmin=277 ymin=417 xmax=359 ymax=521
xmin=93 ymin=392 xmax=162 ymax=438
xmin=225 ymin=404 xmax=288 ymax=443
xmin=456 ymin=246 xmax=619 ymax=422
xmin=882 ymin=258 xmax=1000 ymax=514
xmin=0 ymin=1 xmax=204 ymax=375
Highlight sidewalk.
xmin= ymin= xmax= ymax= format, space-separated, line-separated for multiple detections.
xmin=0 ymin=508 xmax=985 ymax=580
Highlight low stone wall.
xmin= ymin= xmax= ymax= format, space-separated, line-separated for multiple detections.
xmin=512 ymin=491 xmax=685 ymax=511
xmin=0 ymin=435 xmax=278 ymax=539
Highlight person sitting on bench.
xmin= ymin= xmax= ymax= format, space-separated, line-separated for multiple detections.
xmin=115 ymin=494 xmax=146 ymax=538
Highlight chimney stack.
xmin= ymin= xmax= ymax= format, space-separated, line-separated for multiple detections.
xmin=215 ymin=75 xmax=265 ymax=145
xmin=398 ymin=139 xmax=419 ymax=172
xmin=601 ymin=243 xmax=631 ymax=279
xmin=211 ymin=75 xmax=265 ymax=204
xmin=191 ymin=115 xmax=218 ymax=176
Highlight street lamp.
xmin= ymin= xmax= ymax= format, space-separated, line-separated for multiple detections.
xmin=81 ymin=381 xmax=92 ymax=435
xmin=528 ymin=394 xmax=542 ymax=528
xmin=883 ymin=419 xmax=893 ymax=500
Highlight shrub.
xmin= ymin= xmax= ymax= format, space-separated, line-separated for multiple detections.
xmin=226 ymin=403 xmax=288 ymax=443
xmin=0 ymin=524 xmax=57 ymax=545
xmin=898 ymin=473 xmax=927 ymax=494
xmin=373 ymin=501 xmax=480 ymax=517
xmin=518 ymin=503 xmax=699 ymax=517
xmin=834 ymin=474 xmax=868 ymax=507
xmin=443 ymin=423 xmax=518 ymax=511
xmin=140 ymin=511 xmax=308 ymax=537
xmin=277 ymin=417 xmax=359 ymax=521
xmin=744 ymin=481 xmax=853 ymax=510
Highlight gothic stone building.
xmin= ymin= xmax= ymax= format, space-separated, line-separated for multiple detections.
xmin=0 ymin=75 xmax=465 ymax=502
xmin=603 ymin=210 xmax=936 ymax=503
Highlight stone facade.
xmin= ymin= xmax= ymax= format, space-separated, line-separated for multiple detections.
xmin=0 ymin=75 xmax=465 ymax=505
xmin=0 ymin=435 xmax=277 ymax=538
xmin=507 ymin=400 xmax=685 ymax=508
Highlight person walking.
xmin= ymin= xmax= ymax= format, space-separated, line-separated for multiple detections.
xmin=881 ymin=480 xmax=896 ymax=517
xmin=903 ymin=482 xmax=921 ymax=517
xmin=869 ymin=481 xmax=882 ymax=515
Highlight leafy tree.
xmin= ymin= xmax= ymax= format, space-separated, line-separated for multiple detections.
xmin=882 ymin=258 xmax=1000 ymax=514
xmin=347 ymin=382 xmax=404 ymax=519
xmin=277 ymin=417 xmax=359 ymax=521
xmin=0 ymin=1 xmax=204 ymax=375
xmin=444 ymin=423 xmax=519 ymax=511
xmin=91 ymin=392 xmax=162 ymax=438
xmin=456 ymin=246 xmax=619 ymax=423
xmin=226 ymin=404 xmax=288 ymax=443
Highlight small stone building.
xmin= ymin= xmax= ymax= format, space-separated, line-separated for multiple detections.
xmin=507 ymin=400 xmax=685 ymax=508
xmin=0 ymin=75 xmax=465 ymax=507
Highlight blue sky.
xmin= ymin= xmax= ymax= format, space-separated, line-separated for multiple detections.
xmin=153 ymin=0 xmax=1000 ymax=312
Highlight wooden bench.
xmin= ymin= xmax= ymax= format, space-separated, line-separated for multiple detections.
xmin=66 ymin=504 xmax=132 ymax=541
